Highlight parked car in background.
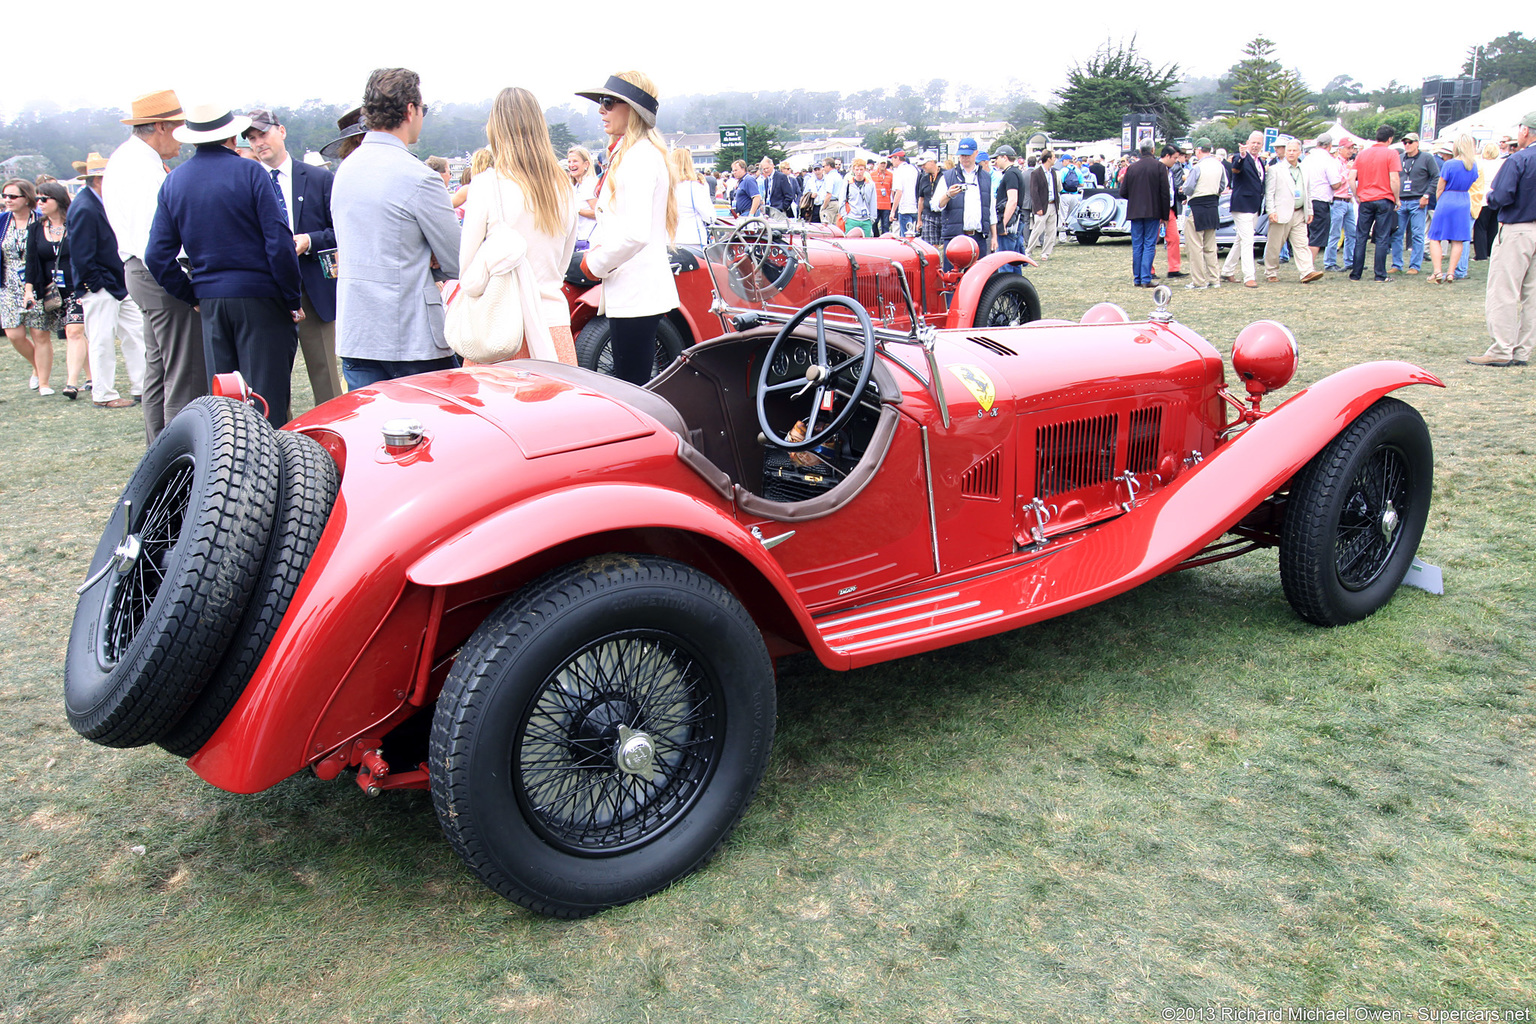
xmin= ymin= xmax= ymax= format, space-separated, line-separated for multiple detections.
xmin=564 ymin=217 xmax=1043 ymax=377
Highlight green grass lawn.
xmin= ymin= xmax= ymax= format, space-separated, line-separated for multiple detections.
xmin=2 ymin=242 xmax=1532 ymax=1023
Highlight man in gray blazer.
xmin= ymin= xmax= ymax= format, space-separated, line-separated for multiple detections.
xmin=332 ymin=68 xmax=461 ymax=389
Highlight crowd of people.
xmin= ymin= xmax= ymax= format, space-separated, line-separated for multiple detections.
xmin=5 ymin=77 xmax=1534 ymax=432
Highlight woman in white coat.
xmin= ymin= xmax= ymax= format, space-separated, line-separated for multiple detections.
xmin=669 ymin=146 xmax=714 ymax=247
xmin=459 ymin=87 xmax=579 ymax=363
xmin=576 ymin=70 xmax=678 ymax=384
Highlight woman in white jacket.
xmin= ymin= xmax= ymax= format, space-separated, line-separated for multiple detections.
xmin=576 ymin=70 xmax=678 ymax=384
xmin=669 ymin=146 xmax=714 ymax=247
xmin=459 ymin=87 xmax=579 ymax=363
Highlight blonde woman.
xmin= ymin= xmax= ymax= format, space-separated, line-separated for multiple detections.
xmin=451 ymin=148 xmax=493 ymax=210
xmin=460 ymin=87 xmax=579 ymax=363
xmin=567 ymin=146 xmax=598 ymax=248
xmin=669 ymin=147 xmax=714 ymax=246
xmin=575 ymin=70 xmax=678 ymax=384
xmin=1472 ymin=140 xmax=1504 ymax=261
xmin=1427 ymin=135 xmax=1477 ymax=283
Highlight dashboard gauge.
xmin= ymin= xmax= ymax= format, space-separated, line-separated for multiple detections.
xmin=771 ymin=351 xmax=790 ymax=377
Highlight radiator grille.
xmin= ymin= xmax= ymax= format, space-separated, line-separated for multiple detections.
xmin=1127 ymin=406 xmax=1163 ymax=474
xmin=966 ymin=335 xmax=1018 ymax=357
xmin=960 ymin=448 xmax=1002 ymax=499
xmin=1035 ymin=414 xmax=1117 ymax=499
xmin=853 ymin=267 xmax=908 ymax=323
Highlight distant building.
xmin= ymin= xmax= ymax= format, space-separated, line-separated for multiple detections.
xmin=661 ymin=132 xmax=720 ymax=173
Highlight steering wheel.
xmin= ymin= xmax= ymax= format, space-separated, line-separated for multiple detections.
xmin=724 ymin=216 xmax=798 ymax=296
xmin=756 ymin=296 xmax=877 ymax=452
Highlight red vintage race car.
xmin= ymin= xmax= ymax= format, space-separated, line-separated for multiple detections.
xmin=65 ymin=250 xmax=1441 ymax=920
xmin=564 ymin=217 xmax=1042 ymax=376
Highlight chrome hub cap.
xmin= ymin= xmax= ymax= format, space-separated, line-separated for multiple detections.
xmin=616 ymin=725 xmax=657 ymax=782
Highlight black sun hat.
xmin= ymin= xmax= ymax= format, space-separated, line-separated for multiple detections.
xmin=575 ymin=75 xmax=659 ymax=128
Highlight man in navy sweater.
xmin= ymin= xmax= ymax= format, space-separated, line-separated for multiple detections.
xmin=146 ymin=104 xmax=302 ymax=425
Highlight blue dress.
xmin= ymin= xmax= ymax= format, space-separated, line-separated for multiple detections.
xmin=1428 ymin=160 xmax=1477 ymax=242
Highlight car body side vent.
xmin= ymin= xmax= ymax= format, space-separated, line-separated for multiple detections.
xmin=966 ymin=335 xmax=1018 ymax=357
xmin=1127 ymin=406 xmax=1163 ymax=474
xmin=1035 ymin=414 xmax=1117 ymax=499
xmin=960 ymin=448 xmax=1002 ymax=500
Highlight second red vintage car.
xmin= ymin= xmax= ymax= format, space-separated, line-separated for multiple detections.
xmin=564 ymin=217 xmax=1043 ymax=376
xmin=65 ymin=249 xmax=1440 ymax=920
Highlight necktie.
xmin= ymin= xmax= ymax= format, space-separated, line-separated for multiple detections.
xmin=270 ymin=168 xmax=289 ymax=226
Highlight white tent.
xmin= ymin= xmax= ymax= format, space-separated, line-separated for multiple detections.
xmin=1316 ymin=120 xmax=1368 ymax=149
xmin=1439 ymin=83 xmax=1536 ymax=141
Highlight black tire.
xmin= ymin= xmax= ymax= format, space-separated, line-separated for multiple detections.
xmin=573 ymin=315 xmax=687 ymax=380
xmin=1279 ymin=397 xmax=1433 ymax=627
xmin=1076 ymin=230 xmax=1100 ymax=245
xmin=158 ymin=430 xmax=340 ymax=757
xmin=430 ymin=555 xmax=776 ymax=918
xmin=974 ymin=274 xmax=1043 ymax=329
xmin=65 ymin=398 xmax=280 ymax=747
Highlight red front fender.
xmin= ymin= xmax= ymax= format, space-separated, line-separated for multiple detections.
xmin=1131 ymin=360 xmax=1445 ymax=578
xmin=945 ymin=252 xmax=1038 ymax=330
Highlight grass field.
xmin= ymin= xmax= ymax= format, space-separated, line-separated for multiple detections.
xmin=2 ymin=241 xmax=1532 ymax=1024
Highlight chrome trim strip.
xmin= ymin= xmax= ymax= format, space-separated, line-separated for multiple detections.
xmin=824 ymin=600 xmax=983 ymax=641
xmin=922 ymin=425 xmax=940 ymax=574
xmin=833 ymin=609 xmax=1006 ymax=652
xmin=818 ymin=591 xmax=963 ymax=628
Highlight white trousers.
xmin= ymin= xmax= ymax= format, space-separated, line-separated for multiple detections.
xmin=1028 ymin=207 xmax=1058 ymax=257
xmin=1220 ymin=212 xmax=1258 ymax=283
xmin=80 ymin=289 xmax=146 ymax=404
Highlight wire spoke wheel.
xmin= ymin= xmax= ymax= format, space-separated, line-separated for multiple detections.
xmin=100 ymin=455 xmax=195 ymax=667
xmin=1335 ymin=446 xmax=1410 ymax=590
xmin=516 ymin=631 xmax=722 ymax=855
xmin=1279 ymin=397 xmax=1432 ymax=627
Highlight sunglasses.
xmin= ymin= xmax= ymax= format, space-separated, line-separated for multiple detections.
xmin=598 ymin=97 xmax=619 ymax=112
xmin=2 ymin=193 xmax=23 ymax=201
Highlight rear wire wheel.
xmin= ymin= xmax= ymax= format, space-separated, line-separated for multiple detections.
xmin=1279 ymin=397 xmax=1433 ymax=626
xmin=430 ymin=555 xmax=775 ymax=918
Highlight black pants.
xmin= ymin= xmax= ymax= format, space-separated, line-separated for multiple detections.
xmin=200 ymin=296 xmax=299 ymax=426
xmin=609 ymin=313 xmax=664 ymax=385
xmin=1473 ymin=206 xmax=1499 ymax=260
xmin=1351 ymin=200 xmax=1394 ymax=281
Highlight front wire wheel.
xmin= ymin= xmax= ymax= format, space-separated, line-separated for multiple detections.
xmin=1279 ymin=397 xmax=1433 ymax=626
xmin=430 ymin=555 xmax=775 ymax=918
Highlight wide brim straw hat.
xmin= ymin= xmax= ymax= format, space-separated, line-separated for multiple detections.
xmin=121 ymin=89 xmax=184 ymax=126
xmin=74 ymin=152 xmax=109 ymax=178
xmin=575 ymin=75 xmax=658 ymax=128
xmin=172 ymin=105 xmax=253 ymax=144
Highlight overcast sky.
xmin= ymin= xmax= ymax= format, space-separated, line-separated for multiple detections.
xmin=12 ymin=2 xmax=1527 ymax=120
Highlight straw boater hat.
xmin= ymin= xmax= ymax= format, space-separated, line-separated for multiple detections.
xmin=120 ymin=89 xmax=184 ymax=126
xmin=575 ymin=75 xmax=659 ymax=128
xmin=73 ymin=152 xmax=109 ymax=179
xmin=172 ymin=105 xmax=252 ymax=144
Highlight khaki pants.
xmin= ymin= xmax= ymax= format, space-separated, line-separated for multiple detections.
xmin=1181 ymin=214 xmax=1218 ymax=287
xmin=1220 ymin=212 xmax=1259 ymax=283
xmin=1483 ymin=222 xmax=1536 ymax=362
xmin=1263 ymin=213 xmax=1314 ymax=279
xmin=296 ymin=291 xmax=342 ymax=405
xmin=1028 ymin=206 xmax=1058 ymax=257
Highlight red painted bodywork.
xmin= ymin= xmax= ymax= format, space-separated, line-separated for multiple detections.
xmin=187 ymin=316 xmax=1443 ymax=795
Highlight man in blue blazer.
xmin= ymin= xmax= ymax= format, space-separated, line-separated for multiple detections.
xmin=245 ymin=109 xmax=341 ymax=404
xmin=68 ymin=153 xmax=145 ymax=408
xmin=145 ymin=105 xmax=302 ymax=426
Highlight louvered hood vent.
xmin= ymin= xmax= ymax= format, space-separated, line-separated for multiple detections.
xmin=966 ymin=335 xmax=1018 ymax=357
xmin=961 ymin=448 xmax=1002 ymax=499
xmin=1035 ymin=414 xmax=1117 ymax=499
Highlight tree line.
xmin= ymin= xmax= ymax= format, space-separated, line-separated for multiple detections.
xmin=2 ymin=30 xmax=1529 ymax=180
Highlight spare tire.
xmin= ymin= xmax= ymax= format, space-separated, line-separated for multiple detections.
xmin=65 ymin=397 xmax=280 ymax=747
xmin=158 ymin=429 xmax=340 ymax=757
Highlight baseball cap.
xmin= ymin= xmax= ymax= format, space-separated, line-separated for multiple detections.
xmin=1402 ymin=132 xmax=1419 ymax=143
xmin=1520 ymin=111 xmax=1536 ymax=132
xmin=1315 ymin=133 xmax=1332 ymax=148
xmin=1195 ymin=137 xmax=1211 ymax=150
xmin=957 ymin=137 xmax=977 ymax=155
xmin=977 ymin=150 xmax=989 ymax=161
xmin=921 ymin=151 xmax=938 ymax=163
xmin=244 ymin=108 xmax=280 ymax=134
xmin=994 ymin=144 xmax=1017 ymax=158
